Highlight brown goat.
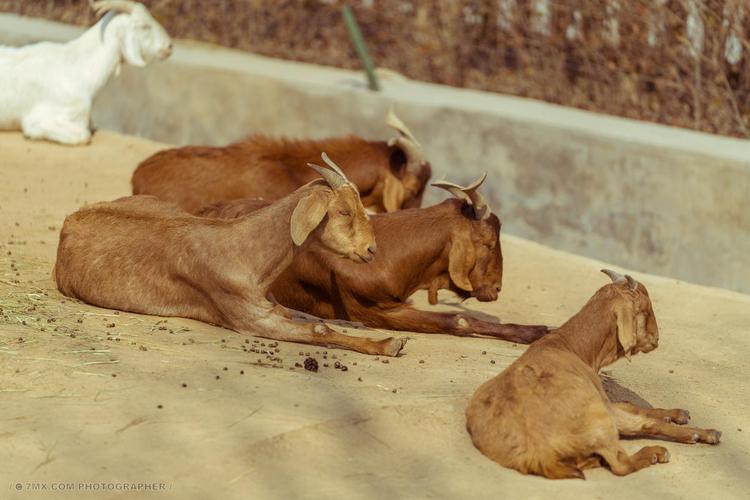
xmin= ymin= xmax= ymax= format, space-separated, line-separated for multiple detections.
xmin=465 ymin=270 xmax=721 ymax=479
xmin=197 ymin=174 xmax=549 ymax=343
xmin=131 ymin=109 xmax=432 ymax=214
xmin=55 ymin=154 xmax=406 ymax=356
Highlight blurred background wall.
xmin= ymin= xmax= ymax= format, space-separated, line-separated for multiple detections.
xmin=3 ymin=0 xmax=750 ymax=138
xmin=1 ymin=2 xmax=748 ymax=294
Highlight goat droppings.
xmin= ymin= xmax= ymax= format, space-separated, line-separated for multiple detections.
xmin=304 ymin=357 xmax=319 ymax=372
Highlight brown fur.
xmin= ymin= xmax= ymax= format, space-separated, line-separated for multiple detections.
xmin=54 ymin=181 xmax=406 ymax=356
xmin=198 ymin=197 xmax=549 ymax=343
xmin=132 ymin=135 xmax=432 ymax=214
xmin=465 ymin=277 xmax=721 ymax=479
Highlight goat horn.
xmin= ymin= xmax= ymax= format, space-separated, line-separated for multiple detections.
xmin=320 ymin=152 xmax=349 ymax=180
xmin=306 ymin=153 xmax=349 ymax=189
xmin=601 ymin=269 xmax=626 ymax=284
xmin=91 ymin=1 xmax=137 ymax=16
xmin=431 ymin=172 xmax=490 ymax=219
xmin=625 ymin=274 xmax=638 ymax=291
xmin=386 ymin=106 xmax=425 ymax=175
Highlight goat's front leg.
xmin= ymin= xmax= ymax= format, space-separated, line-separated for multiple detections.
xmin=251 ymin=314 xmax=406 ymax=357
xmin=350 ymin=305 xmax=549 ymax=343
xmin=609 ymin=404 xmax=721 ymax=444
xmin=22 ymin=106 xmax=92 ymax=145
xmin=463 ymin=315 xmax=550 ymax=343
xmin=223 ymin=300 xmax=406 ymax=357
xmin=611 ymin=402 xmax=690 ymax=424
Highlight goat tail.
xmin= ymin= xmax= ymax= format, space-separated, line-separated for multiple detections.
xmin=539 ymin=458 xmax=586 ymax=480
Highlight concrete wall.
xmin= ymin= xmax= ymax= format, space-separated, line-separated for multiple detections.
xmin=2 ymin=14 xmax=749 ymax=293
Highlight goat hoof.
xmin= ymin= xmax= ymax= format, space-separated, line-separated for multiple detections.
xmin=647 ymin=446 xmax=670 ymax=464
xmin=382 ymin=337 xmax=407 ymax=357
xmin=669 ymin=409 xmax=690 ymax=424
xmin=703 ymin=429 xmax=722 ymax=444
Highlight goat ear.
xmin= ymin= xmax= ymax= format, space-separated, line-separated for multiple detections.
xmin=290 ymin=190 xmax=330 ymax=246
xmin=448 ymin=231 xmax=476 ymax=291
xmin=382 ymin=173 xmax=406 ymax=212
xmin=121 ymin=28 xmax=147 ymax=67
xmin=613 ymin=299 xmax=637 ymax=360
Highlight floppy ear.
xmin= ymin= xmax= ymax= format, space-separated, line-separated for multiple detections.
xmin=290 ymin=190 xmax=330 ymax=246
xmin=448 ymin=231 xmax=476 ymax=291
xmin=382 ymin=173 xmax=406 ymax=212
xmin=613 ymin=297 xmax=637 ymax=360
xmin=121 ymin=25 xmax=147 ymax=67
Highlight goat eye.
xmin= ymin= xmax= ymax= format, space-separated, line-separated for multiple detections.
xmin=339 ymin=210 xmax=352 ymax=217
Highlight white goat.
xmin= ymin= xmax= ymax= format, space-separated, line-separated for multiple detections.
xmin=0 ymin=1 xmax=172 ymax=145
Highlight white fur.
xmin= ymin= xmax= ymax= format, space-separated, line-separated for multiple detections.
xmin=0 ymin=3 xmax=171 ymax=145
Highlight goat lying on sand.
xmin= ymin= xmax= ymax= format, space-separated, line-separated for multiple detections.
xmin=198 ymin=174 xmax=548 ymax=344
xmin=466 ymin=270 xmax=721 ymax=479
xmin=55 ymin=154 xmax=406 ymax=356
xmin=0 ymin=1 xmax=172 ymax=145
xmin=132 ymin=109 xmax=432 ymax=214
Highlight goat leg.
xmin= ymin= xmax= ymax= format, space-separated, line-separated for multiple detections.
xmin=349 ymin=305 xmax=548 ymax=343
xmin=246 ymin=314 xmax=407 ymax=357
xmin=463 ymin=316 xmax=550 ymax=344
xmin=596 ymin=443 xmax=670 ymax=476
xmin=611 ymin=402 xmax=690 ymax=424
xmin=610 ymin=404 xmax=721 ymax=444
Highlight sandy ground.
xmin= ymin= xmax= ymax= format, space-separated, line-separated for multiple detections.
xmin=0 ymin=130 xmax=748 ymax=500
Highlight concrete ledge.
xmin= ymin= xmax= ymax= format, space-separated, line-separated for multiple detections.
xmin=2 ymin=13 xmax=749 ymax=293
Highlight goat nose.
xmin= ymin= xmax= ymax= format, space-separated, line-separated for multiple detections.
xmin=367 ymin=244 xmax=377 ymax=255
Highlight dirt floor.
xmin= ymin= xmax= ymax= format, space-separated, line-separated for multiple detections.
xmin=0 ymin=130 xmax=748 ymax=499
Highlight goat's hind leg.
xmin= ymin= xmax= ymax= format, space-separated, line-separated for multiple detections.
xmin=597 ymin=442 xmax=670 ymax=476
xmin=610 ymin=404 xmax=721 ymax=444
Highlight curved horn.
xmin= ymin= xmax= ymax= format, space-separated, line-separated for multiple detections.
xmin=91 ymin=1 xmax=137 ymax=16
xmin=601 ymin=269 xmax=626 ymax=284
xmin=625 ymin=274 xmax=638 ymax=291
xmin=386 ymin=106 xmax=425 ymax=174
xmin=431 ymin=172 xmax=490 ymax=219
xmin=320 ymin=152 xmax=349 ymax=181
xmin=306 ymin=153 xmax=349 ymax=189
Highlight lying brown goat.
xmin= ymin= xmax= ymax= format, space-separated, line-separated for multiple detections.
xmin=197 ymin=174 xmax=548 ymax=344
xmin=466 ymin=270 xmax=721 ymax=479
xmin=132 ymin=109 xmax=432 ymax=214
xmin=55 ymin=154 xmax=406 ymax=356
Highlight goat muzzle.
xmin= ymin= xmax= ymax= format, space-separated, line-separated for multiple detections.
xmin=474 ymin=285 xmax=499 ymax=302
